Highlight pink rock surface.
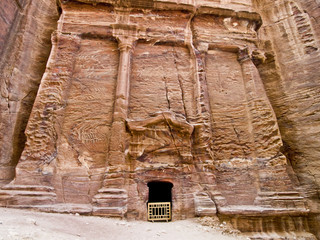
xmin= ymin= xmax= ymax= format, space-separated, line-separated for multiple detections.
xmin=0 ymin=0 xmax=319 ymax=239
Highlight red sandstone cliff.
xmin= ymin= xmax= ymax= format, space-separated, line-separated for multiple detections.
xmin=0 ymin=0 xmax=59 ymax=185
xmin=0 ymin=0 xmax=320 ymax=239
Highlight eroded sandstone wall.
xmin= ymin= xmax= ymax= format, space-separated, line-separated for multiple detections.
xmin=0 ymin=0 xmax=59 ymax=185
xmin=254 ymin=0 xmax=320 ymax=189
xmin=253 ymin=0 xmax=320 ymax=236
xmin=0 ymin=0 xmax=320 ymax=239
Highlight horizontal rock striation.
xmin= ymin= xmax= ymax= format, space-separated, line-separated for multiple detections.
xmin=0 ymin=0 xmax=319 ymax=239
xmin=253 ymin=0 xmax=320 ymax=238
xmin=0 ymin=0 xmax=60 ymax=185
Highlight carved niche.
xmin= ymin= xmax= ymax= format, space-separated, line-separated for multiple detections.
xmin=126 ymin=112 xmax=194 ymax=163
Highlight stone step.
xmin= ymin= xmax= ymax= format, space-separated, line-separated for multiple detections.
xmin=93 ymin=201 xmax=127 ymax=208
xmin=102 ymin=178 xmax=125 ymax=187
xmin=258 ymin=191 xmax=301 ymax=196
xmin=254 ymin=191 xmax=307 ymax=209
xmin=1 ymin=184 xmax=54 ymax=192
xmin=246 ymin=231 xmax=317 ymax=240
xmin=0 ymin=190 xmax=56 ymax=197
xmin=93 ymin=198 xmax=127 ymax=208
xmin=92 ymin=188 xmax=128 ymax=216
xmin=97 ymin=188 xmax=127 ymax=195
xmin=194 ymin=192 xmax=216 ymax=217
xmin=0 ymin=185 xmax=56 ymax=207
xmin=219 ymin=205 xmax=309 ymax=216
xmin=32 ymin=204 xmax=93 ymax=214
xmin=93 ymin=194 xmax=128 ymax=200
xmin=92 ymin=206 xmax=127 ymax=217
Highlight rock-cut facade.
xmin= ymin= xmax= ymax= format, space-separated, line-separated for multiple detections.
xmin=0 ymin=0 xmax=320 ymax=239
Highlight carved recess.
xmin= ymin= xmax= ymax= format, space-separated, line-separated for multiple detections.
xmin=126 ymin=112 xmax=194 ymax=163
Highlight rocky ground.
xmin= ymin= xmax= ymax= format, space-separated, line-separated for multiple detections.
xmin=0 ymin=207 xmax=247 ymax=240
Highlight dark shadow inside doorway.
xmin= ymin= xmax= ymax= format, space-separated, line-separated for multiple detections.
xmin=147 ymin=181 xmax=173 ymax=203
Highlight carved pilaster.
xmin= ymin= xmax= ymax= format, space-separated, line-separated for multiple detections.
xmin=0 ymin=33 xmax=81 ymax=207
xmin=237 ymin=47 xmax=281 ymax=152
xmin=107 ymin=36 xmax=136 ymax=167
xmin=97 ymin=35 xmax=137 ymax=214
xmin=238 ymin=47 xmax=298 ymax=197
xmin=188 ymin=44 xmax=214 ymax=160
xmin=238 ymin=48 xmax=258 ymax=101
xmin=237 ymin=47 xmax=263 ymax=195
xmin=14 ymin=33 xmax=81 ymax=186
xmin=113 ymin=38 xmax=135 ymax=121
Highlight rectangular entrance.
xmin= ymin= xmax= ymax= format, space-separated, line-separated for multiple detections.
xmin=147 ymin=181 xmax=173 ymax=222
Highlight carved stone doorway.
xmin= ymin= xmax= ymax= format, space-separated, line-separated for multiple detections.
xmin=147 ymin=181 xmax=173 ymax=222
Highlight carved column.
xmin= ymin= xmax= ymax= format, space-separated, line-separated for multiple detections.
xmin=238 ymin=49 xmax=309 ymax=212
xmin=238 ymin=48 xmax=258 ymax=160
xmin=13 ymin=33 xmax=81 ymax=186
xmin=238 ymin=47 xmax=297 ymax=196
xmin=92 ymin=36 xmax=136 ymax=217
xmin=0 ymin=33 xmax=81 ymax=207
xmin=238 ymin=48 xmax=265 ymax=196
xmin=238 ymin=48 xmax=283 ymax=159
xmin=185 ymin=32 xmax=221 ymax=209
xmin=186 ymin=40 xmax=214 ymax=161
xmin=108 ymin=37 xmax=135 ymax=166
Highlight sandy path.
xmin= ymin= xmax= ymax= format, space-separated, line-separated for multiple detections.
xmin=0 ymin=207 xmax=243 ymax=240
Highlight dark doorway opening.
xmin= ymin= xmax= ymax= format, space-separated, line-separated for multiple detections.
xmin=147 ymin=181 xmax=173 ymax=203
xmin=147 ymin=181 xmax=173 ymax=221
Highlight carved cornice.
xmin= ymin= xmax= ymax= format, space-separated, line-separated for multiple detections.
xmin=61 ymin=0 xmax=260 ymax=22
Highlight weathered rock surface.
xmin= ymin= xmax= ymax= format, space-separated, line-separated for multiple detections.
xmin=0 ymin=0 xmax=59 ymax=185
xmin=253 ymin=0 xmax=320 ymax=237
xmin=0 ymin=0 xmax=320 ymax=239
